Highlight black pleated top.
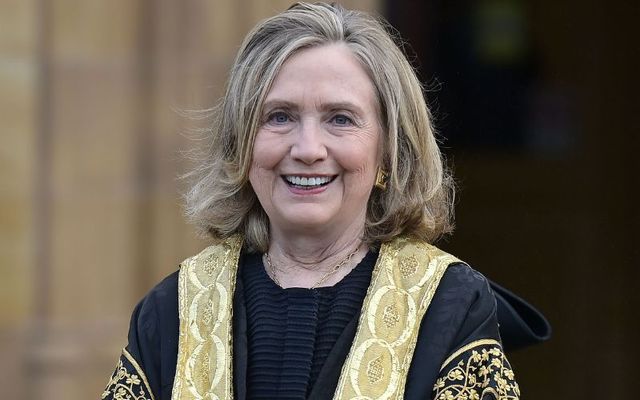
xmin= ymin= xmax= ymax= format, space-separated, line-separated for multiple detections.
xmin=241 ymin=251 xmax=377 ymax=400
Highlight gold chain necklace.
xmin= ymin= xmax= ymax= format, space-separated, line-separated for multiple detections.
xmin=265 ymin=246 xmax=360 ymax=289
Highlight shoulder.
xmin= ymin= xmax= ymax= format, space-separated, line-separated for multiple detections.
xmin=380 ymin=237 xmax=496 ymax=342
xmin=422 ymin=260 xmax=499 ymax=352
xmin=129 ymin=270 xmax=180 ymax=368
xmin=133 ymin=271 xmax=179 ymax=336
xmin=436 ymin=262 xmax=497 ymax=321
xmin=178 ymin=235 xmax=244 ymax=275
xmin=440 ymin=261 xmax=492 ymax=292
xmin=385 ymin=237 xmax=495 ymax=322
xmin=143 ymin=270 xmax=179 ymax=307
xmin=428 ymin=264 xmax=521 ymax=399
xmin=404 ymin=260 xmax=503 ymax=398
xmin=103 ymin=271 xmax=180 ymax=399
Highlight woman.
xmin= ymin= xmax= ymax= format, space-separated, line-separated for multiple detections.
xmin=103 ymin=3 xmax=549 ymax=399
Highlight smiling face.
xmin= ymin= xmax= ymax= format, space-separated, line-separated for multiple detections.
xmin=249 ymin=43 xmax=381 ymax=239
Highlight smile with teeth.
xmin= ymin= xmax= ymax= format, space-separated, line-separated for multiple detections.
xmin=283 ymin=175 xmax=335 ymax=188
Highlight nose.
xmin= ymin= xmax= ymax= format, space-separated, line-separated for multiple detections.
xmin=290 ymin=121 xmax=327 ymax=164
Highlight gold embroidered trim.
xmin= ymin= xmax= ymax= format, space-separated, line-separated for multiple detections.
xmin=171 ymin=235 xmax=243 ymax=400
xmin=434 ymin=340 xmax=520 ymax=400
xmin=333 ymin=236 xmax=460 ymax=399
xmin=440 ymin=339 xmax=501 ymax=372
xmin=102 ymin=348 xmax=155 ymax=400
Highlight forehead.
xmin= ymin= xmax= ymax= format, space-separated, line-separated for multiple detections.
xmin=264 ymin=43 xmax=379 ymax=110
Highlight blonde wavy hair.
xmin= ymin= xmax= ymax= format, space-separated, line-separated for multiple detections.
xmin=184 ymin=2 xmax=454 ymax=252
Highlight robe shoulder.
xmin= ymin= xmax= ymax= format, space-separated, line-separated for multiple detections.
xmin=405 ymin=262 xmax=500 ymax=396
xmin=102 ymin=271 xmax=179 ymax=400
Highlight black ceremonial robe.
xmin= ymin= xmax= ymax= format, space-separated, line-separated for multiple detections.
xmin=102 ymin=251 xmax=549 ymax=400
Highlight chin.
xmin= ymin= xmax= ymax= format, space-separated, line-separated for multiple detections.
xmin=274 ymin=207 xmax=338 ymax=231
xmin=282 ymin=214 xmax=334 ymax=230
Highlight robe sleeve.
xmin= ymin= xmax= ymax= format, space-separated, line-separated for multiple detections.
xmin=431 ymin=266 xmax=520 ymax=400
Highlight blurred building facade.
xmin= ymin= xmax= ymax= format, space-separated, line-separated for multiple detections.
xmin=1 ymin=1 xmax=379 ymax=398
xmin=387 ymin=1 xmax=639 ymax=398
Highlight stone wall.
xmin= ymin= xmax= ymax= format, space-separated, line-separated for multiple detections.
xmin=0 ymin=1 xmax=380 ymax=398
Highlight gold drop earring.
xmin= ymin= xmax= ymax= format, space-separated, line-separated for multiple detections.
xmin=375 ymin=167 xmax=388 ymax=190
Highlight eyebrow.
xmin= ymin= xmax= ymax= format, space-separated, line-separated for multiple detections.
xmin=262 ymin=99 xmax=365 ymax=116
xmin=262 ymin=100 xmax=299 ymax=112
xmin=319 ymin=101 xmax=365 ymax=116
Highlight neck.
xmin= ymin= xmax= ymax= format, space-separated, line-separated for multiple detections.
xmin=266 ymin=219 xmax=367 ymax=288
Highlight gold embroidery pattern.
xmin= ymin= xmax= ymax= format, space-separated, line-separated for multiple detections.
xmin=433 ymin=340 xmax=520 ymax=400
xmin=102 ymin=349 xmax=155 ymax=400
xmin=171 ymin=235 xmax=242 ymax=400
xmin=382 ymin=304 xmax=400 ymax=328
xmin=366 ymin=355 xmax=385 ymax=384
xmin=399 ymin=254 xmax=419 ymax=278
xmin=334 ymin=237 xmax=460 ymax=400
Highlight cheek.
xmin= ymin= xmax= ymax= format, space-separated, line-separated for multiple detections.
xmin=343 ymin=135 xmax=380 ymax=178
xmin=251 ymin=134 xmax=288 ymax=170
xmin=249 ymin=164 xmax=273 ymax=212
xmin=249 ymin=137 xmax=285 ymax=202
xmin=249 ymin=161 xmax=274 ymax=193
xmin=248 ymin=162 xmax=261 ymax=186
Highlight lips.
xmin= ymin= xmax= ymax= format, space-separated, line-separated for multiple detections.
xmin=283 ymin=175 xmax=336 ymax=188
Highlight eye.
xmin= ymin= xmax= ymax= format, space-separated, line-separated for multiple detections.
xmin=331 ymin=114 xmax=354 ymax=126
xmin=266 ymin=111 xmax=291 ymax=125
